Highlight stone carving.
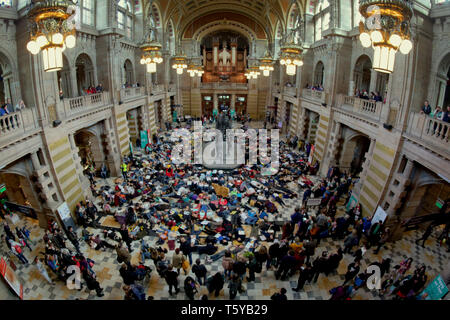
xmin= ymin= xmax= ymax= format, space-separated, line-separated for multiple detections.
xmin=219 ymin=40 xmax=231 ymax=66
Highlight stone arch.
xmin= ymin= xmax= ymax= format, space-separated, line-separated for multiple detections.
xmin=314 ymin=61 xmax=325 ymax=86
xmin=123 ymin=59 xmax=134 ymax=85
xmin=353 ymin=54 xmax=372 ymax=94
xmin=0 ymin=49 xmax=20 ymax=105
xmin=74 ymin=129 xmax=105 ymax=170
xmin=339 ymin=132 xmax=371 ymax=175
xmin=75 ymin=53 xmax=95 ymax=95
xmin=434 ymin=52 xmax=450 ymax=108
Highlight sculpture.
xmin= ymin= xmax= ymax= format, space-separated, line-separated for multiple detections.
xmin=218 ymin=40 xmax=231 ymax=67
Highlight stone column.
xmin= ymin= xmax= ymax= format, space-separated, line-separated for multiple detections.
xmin=68 ymin=133 xmax=86 ymax=183
xmin=213 ymin=93 xmax=218 ymax=112
xmin=231 ymin=93 xmax=236 ymax=111
xmin=70 ymin=64 xmax=79 ymax=97
xmin=231 ymin=42 xmax=237 ymax=66
xmin=369 ymin=70 xmax=378 ymax=95
xmin=103 ymin=117 xmax=120 ymax=176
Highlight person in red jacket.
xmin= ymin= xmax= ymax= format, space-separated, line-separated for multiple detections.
xmin=166 ymin=165 xmax=174 ymax=177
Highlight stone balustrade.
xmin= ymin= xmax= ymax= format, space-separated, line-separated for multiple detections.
xmin=406 ymin=113 xmax=449 ymax=152
xmin=200 ymin=82 xmax=248 ymax=90
xmin=120 ymin=87 xmax=145 ymax=101
xmin=150 ymin=84 xmax=165 ymax=94
xmin=0 ymin=108 xmax=38 ymax=144
xmin=284 ymin=86 xmax=297 ymax=97
xmin=302 ymin=88 xmax=327 ymax=104
xmin=62 ymin=91 xmax=110 ymax=118
xmin=337 ymin=94 xmax=383 ymax=121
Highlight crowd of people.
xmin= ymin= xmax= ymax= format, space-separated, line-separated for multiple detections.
xmin=354 ymin=89 xmax=383 ymax=102
xmin=305 ymin=84 xmax=324 ymax=91
xmin=420 ymin=100 xmax=450 ymax=123
xmin=0 ymin=116 xmax=446 ymax=301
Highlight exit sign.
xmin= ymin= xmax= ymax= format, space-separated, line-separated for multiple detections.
xmin=0 ymin=184 xmax=6 ymax=193
xmin=436 ymin=199 xmax=444 ymax=209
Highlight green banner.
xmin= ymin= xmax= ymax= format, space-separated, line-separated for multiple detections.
xmin=422 ymin=275 xmax=449 ymax=300
xmin=140 ymin=130 xmax=148 ymax=149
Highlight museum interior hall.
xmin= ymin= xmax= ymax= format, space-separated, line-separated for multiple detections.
xmin=0 ymin=0 xmax=449 ymax=301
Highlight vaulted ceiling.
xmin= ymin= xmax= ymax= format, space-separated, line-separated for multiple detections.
xmin=142 ymin=0 xmax=310 ymax=42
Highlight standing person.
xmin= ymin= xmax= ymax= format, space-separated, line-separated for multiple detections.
xmin=165 ymin=265 xmax=179 ymax=295
xmin=311 ymin=251 xmax=329 ymax=283
xmin=67 ymin=226 xmax=81 ymax=253
xmin=9 ymin=239 xmax=28 ymax=264
xmin=206 ymin=272 xmax=225 ymax=297
xmin=228 ymin=274 xmax=242 ymax=300
xmin=232 ymin=256 xmax=247 ymax=280
xmin=374 ymin=227 xmax=390 ymax=254
xmin=83 ymin=269 xmax=104 ymax=297
xmin=34 ymin=257 xmax=55 ymax=285
xmin=121 ymin=161 xmax=128 ymax=181
xmin=184 ymin=276 xmax=198 ymax=300
xmin=119 ymin=224 xmax=133 ymax=251
xmin=420 ymin=100 xmax=432 ymax=115
xmin=293 ymin=262 xmax=313 ymax=292
xmin=343 ymin=261 xmax=360 ymax=285
xmin=172 ymin=248 xmax=187 ymax=275
xmin=116 ymin=241 xmax=131 ymax=265
xmin=394 ymin=258 xmax=413 ymax=282
xmin=415 ymin=223 xmax=434 ymax=248
xmin=271 ymin=288 xmax=288 ymax=301
xmin=246 ymin=254 xmax=259 ymax=282
xmin=180 ymin=236 xmax=194 ymax=265
xmin=192 ymin=259 xmax=208 ymax=286
xmin=275 ymin=250 xmax=296 ymax=280
xmin=222 ymin=250 xmax=234 ymax=279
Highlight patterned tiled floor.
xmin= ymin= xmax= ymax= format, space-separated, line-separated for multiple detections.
xmin=2 ymin=122 xmax=449 ymax=300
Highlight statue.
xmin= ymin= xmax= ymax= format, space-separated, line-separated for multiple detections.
xmin=219 ymin=40 xmax=231 ymax=67
xmin=216 ymin=111 xmax=231 ymax=140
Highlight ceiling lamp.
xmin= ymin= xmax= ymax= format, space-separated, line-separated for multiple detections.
xmin=259 ymin=50 xmax=275 ymax=77
xmin=245 ymin=66 xmax=260 ymax=80
xmin=139 ymin=13 xmax=163 ymax=74
xmin=26 ymin=1 xmax=77 ymax=72
xmin=279 ymin=44 xmax=303 ymax=76
xmin=187 ymin=63 xmax=204 ymax=78
xmin=359 ymin=0 xmax=413 ymax=74
xmin=172 ymin=53 xmax=188 ymax=75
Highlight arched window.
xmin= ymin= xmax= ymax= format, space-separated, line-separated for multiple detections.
xmin=314 ymin=61 xmax=325 ymax=86
xmin=314 ymin=0 xmax=331 ymax=42
xmin=118 ymin=0 xmax=133 ymax=39
xmin=82 ymin=0 xmax=95 ymax=26
xmin=353 ymin=0 xmax=363 ymax=28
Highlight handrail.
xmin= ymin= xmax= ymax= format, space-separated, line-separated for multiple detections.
xmin=406 ymin=113 xmax=449 ymax=151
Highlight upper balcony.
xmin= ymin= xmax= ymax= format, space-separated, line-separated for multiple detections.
xmin=200 ymin=82 xmax=248 ymax=90
xmin=284 ymin=86 xmax=297 ymax=97
xmin=60 ymin=92 xmax=112 ymax=121
xmin=119 ymin=87 xmax=146 ymax=102
xmin=149 ymin=84 xmax=166 ymax=96
xmin=335 ymin=94 xmax=385 ymax=123
xmin=405 ymin=113 xmax=450 ymax=156
xmin=0 ymin=108 xmax=40 ymax=149
xmin=302 ymin=88 xmax=328 ymax=105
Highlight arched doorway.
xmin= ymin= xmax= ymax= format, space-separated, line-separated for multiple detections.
xmin=339 ymin=133 xmax=371 ymax=175
xmin=435 ymin=53 xmax=450 ymax=109
xmin=123 ymin=59 xmax=134 ymax=86
xmin=314 ymin=61 xmax=324 ymax=86
xmin=57 ymin=54 xmax=72 ymax=98
xmin=74 ymin=130 xmax=104 ymax=171
xmin=353 ymin=55 xmax=372 ymax=93
xmin=0 ymin=52 xmax=13 ymax=105
xmin=75 ymin=54 xmax=95 ymax=95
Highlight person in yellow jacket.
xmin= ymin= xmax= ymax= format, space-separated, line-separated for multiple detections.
xmin=121 ymin=162 xmax=128 ymax=181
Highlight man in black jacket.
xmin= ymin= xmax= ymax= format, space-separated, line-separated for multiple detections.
xmin=312 ymin=251 xmax=329 ymax=283
xmin=293 ymin=263 xmax=313 ymax=291
xmin=275 ymin=250 xmax=296 ymax=280
xmin=165 ymin=265 xmax=179 ymax=295
xmin=192 ymin=259 xmax=207 ymax=285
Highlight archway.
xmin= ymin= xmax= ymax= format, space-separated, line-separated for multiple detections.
xmin=57 ymin=54 xmax=72 ymax=98
xmin=0 ymin=51 xmax=13 ymax=105
xmin=339 ymin=133 xmax=371 ymax=175
xmin=435 ymin=52 xmax=450 ymax=108
xmin=314 ymin=61 xmax=324 ymax=86
xmin=75 ymin=53 xmax=95 ymax=95
xmin=74 ymin=130 xmax=104 ymax=171
xmin=353 ymin=55 xmax=372 ymax=93
xmin=123 ymin=59 xmax=134 ymax=86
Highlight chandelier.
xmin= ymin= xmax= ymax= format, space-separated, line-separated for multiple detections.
xmin=139 ymin=1 xmax=163 ymax=74
xmin=259 ymin=51 xmax=275 ymax=77
xmin=172 ymin=53 xmax=188 ymax=75
xmin=187 ymin=63 xmax=204 ymax=78
xmin=245 ymin=66 xmax=260 ymax=80
xmin=26 ymin=1 xmax=77 ymax=72
xmin=359 ymin=0 xmax=413 ymax=74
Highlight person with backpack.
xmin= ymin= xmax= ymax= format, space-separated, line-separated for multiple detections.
xmin=184 ymin=276 xmax=198 ymax=300
xmin=246 ymin=254 xmax=260 ymax=282
xmin=192 ymin=259 xmax=208 ymax=285
xmin=311 ymin=251 xmax=329 ymax=283
xmin=119 ymin=263 xmax=137 ymax=285
xmin=82 ymin=268 xmax=104 ymax=297
xmin=293 ymin=262 xmax=313 ymax=291
xmin=228 ymin=274 xmax=242 ymax=300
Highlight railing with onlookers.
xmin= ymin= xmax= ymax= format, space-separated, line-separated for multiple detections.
xmin=302 ymin=88 xmax=327 ymax=104
xmin=336 ymin=94 xmax=383 ymax=121
xmin=0 ymin=108 xmax=38 ymax=145
xmin=62 ymin=91 xmax=110 ymax=118
xmin=406 ymin=112 xmax=449 ymax=152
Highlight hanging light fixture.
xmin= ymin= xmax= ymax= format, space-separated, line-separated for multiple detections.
xmin=26 ymin=1 xmax=77 ymax=72
xmin=187 ymin=63 xmax=204 ymax=78
xmin=259 ymin=50 xmax=275 ymax=77
xmin=139 ymin=4 xmax=163 ymax=74
xmin=358 ymin=0 xmax=413 ymax=74
xmin=172 ymin=52 xmax=188 ymax=75
xmin=245 ymin=66 xmax=260 ymax=80
xmin=279 ymin=28 xmax=303 ymax=76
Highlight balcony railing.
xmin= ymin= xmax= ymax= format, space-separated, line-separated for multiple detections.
xmin=150 ymin=84 xmax=165 ymax=94
xmin=62 ymin=91 xmax=110 ymax=118
xmin=337 ymin=94 xmax=383 ymax=121
xmin=200 ymin=82 xmax=248 ymax=90
xmin=119 ymin=87 xmax=145 ymax=101
xmin=406 ymin=113 xmax=449 ymax=152
xmin=0 ymin=108 xmax=38 ymax=144
xmin=284 ymin=86 xmax=297 ymax=97
xmin=302 ymin=88 xmax=327 ymax=104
